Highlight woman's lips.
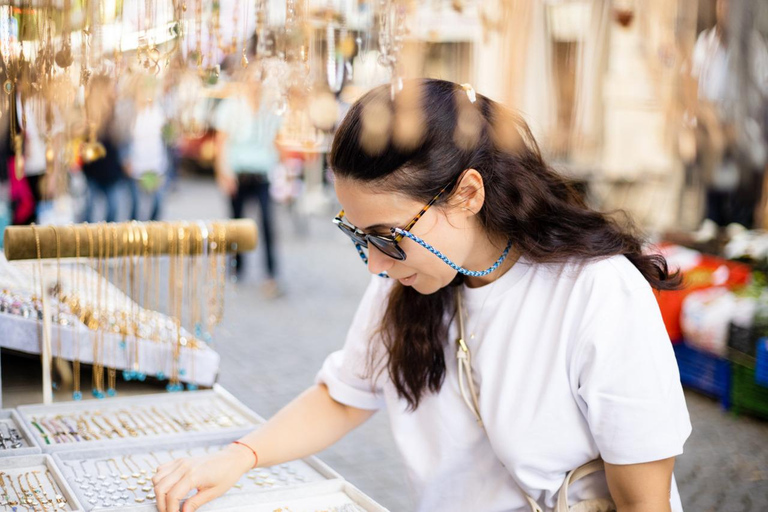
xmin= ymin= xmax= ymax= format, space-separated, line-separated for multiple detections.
xmin=398 ymin=273 xmax=417 ymax=286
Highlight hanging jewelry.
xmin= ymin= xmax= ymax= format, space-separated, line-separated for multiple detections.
xmin=42 ymin=471 xmax=66 ymax=509
xmin=69 ymin=226 xmax=82 ymax=400
xmin=50 ymin=226 xmax=63 ymax=392
xmin=377 ymin=0 xmax=407 ymax=99
xmin=131 ymin=223 xmax=144 ymax=381
xmin=91 ymin=224 xmax=105 ymax=398
xmin=106 ymin=224 xmax=119 ymax=395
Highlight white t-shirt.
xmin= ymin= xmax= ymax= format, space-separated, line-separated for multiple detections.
xmin=126 ymin=103 xmax=168 ymax=178
xmin=316 ymin=255 xmax=692 ymax=512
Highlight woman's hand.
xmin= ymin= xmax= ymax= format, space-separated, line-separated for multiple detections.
xmin=153 ymin=444 xmax=254 ymax=512
xmin=216 ymin=172 xmax=238 ymax=196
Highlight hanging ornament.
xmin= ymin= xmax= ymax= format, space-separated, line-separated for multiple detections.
xmin=308 ymin=90 xmax=338 ymax=131
xmin=377 ymin=0 xmax=408 ymax=99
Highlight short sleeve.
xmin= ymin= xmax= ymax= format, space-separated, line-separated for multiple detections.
xmin=315 ymin=276 xmax=393 ymax=411
xmin=573 ymin=261 xmax=692 ymax=465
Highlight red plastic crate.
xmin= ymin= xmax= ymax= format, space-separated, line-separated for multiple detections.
xmin=656 ymin=254 xmax=751 ymax=342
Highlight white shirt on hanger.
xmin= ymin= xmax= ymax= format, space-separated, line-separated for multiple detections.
xmin=317 ymin=255 xmax=691 ymax=512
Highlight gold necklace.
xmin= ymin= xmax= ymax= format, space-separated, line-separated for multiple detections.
xmin=72 ymin=225 xmax=83 ymax=400
xmin=88 ymin=415 xmax=113 ymax=439
xmin=0 ymin=472 xmax=19 ymax=508
xmin=107 ymin=458 xmax=127 ymax=480
xmin=91 ymin=224 xmax=105 ymax=398
xmin=131 ymin=223 xmax=141 ymax=379
xmin=107 ymin=224 xmax=119 ymax=396
xmin=51 ymin=225 xmax=63 ymax=391
xmin=114 ymin=411 xmax=139 ymax=438
xmin=100 ymin=415 xmax=125 ymax=438
xmin=5 ymin=474 xmax=25 ymax=509
xmin=27 ymin=471 xmax=52 ymax=510
xmin=43 ymin=471 xmax=65 ymax=507
xmin=17 ymin=473 xmax=37 ymax=510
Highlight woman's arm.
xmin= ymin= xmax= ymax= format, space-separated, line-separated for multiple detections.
xmin=152 ymin=384 xmax=375 ymax=512
xmin=604 ymin=457 xmax=676 ymax=512
xmin=213 ymin=130 xmax=237 ymax=196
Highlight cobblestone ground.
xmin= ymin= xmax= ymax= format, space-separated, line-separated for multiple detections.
xmin=4 ymin=175 xmax=768 ymax=511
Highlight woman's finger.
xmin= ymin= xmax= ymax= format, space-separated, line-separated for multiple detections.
xmin=181 ymin=487 xmax=223 ymax=512
xmin=154 ymin=464 xmax=188 ymax=512
xmin=153 ymin=458 xmax=183 ymax=486
xmin=166 ymin=476 xmax=194 ymax=512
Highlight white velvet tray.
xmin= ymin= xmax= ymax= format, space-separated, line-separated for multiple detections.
xmin=53 ymin=433 xmax=343 ymax=511
xmin=0 ymin=454 xmax=85 ymax=511
xmin=17 ymin=386 xmax=264 ymax=453
xmin=197 ymin=480 xmax=390 ymax=512
xmin=0 ymin=409 xmax=41 ymax=457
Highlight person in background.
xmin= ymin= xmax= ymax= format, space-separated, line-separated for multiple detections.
xmin=214 ymin=78 xmax=283 ymax=298
xmin=691 ymin=0 xmax=768 ymax=229
xmin=124 ymin=76 xmax=168 ymax=221
xmin=19 ymin=93 xmax=48 ymax=224
xmin=81 ymin=75 xmax=126 ymax=223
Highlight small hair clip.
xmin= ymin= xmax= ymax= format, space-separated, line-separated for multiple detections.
xmin=460 ymin=83 xmax=477 ymax=104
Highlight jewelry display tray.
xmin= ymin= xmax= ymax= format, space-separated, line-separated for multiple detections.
xmin=200 ymin=480 xmax=389 ymax=512
xmin=0 ymin=409 xmax=41 ymax=457
xmin=52 ymin=433 xmax=345 ymax=512
xmin=17 ymin=386 xmax=264 ymax=453
xmin=0 ymin=454 xmax=85 ymax=511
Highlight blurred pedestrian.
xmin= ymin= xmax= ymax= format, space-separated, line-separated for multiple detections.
xmin=214 ymin=82 xmax=282 ymax=297
xmin=81 ymin=75 xmax=126 ymax=223
xmin=124 ymin=77 xmax=168 ymax=221
xmin=692 ymin=0 xmax=768 ymax=228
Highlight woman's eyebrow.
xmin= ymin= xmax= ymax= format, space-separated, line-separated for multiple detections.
xmin=361 ymin=222 xmax=391 ymax=232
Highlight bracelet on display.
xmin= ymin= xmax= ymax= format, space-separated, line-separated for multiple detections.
xmin=27 ymin=399 xmax=250 ymax=448
xmin=31 ymin=418 xmax=52 ymax=445
xmin=0 ymin=421 xmax=24 ymax=449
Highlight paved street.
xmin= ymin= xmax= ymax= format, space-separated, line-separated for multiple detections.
xmin=3 ymin=174 xmax=768 ymax=511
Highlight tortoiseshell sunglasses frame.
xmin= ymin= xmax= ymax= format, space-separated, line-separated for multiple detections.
xmin=333 ymin=180 xmax=454 ymax=262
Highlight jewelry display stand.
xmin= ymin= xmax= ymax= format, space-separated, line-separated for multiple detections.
xmin=0 ymin=409 xmax=41 ymax=457
xmin=17 ymin=386 xmax=263 ymax=453
xmin=0 ymin=385 xmax=389 ymax=512
xmin=0 ymin=220 xmax=257 ymax=404
xmin=0 ymin=454 xmax=84 ymax=511
xmin=53 ymin=433 xmax=342 ymax=511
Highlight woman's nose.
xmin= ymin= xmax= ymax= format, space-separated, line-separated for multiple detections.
xmin=367 ymin=244 xmax=395 ymax=275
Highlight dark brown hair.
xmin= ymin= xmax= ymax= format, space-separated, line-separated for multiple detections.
xmin=329 ymin=78 xmax=680 ymax=410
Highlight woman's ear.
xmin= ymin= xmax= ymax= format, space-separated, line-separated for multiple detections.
xmin=452 ymin=168 xmax=485 ymax=215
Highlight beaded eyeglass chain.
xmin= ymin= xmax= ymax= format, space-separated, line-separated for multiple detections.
xmin=352 ymin=236 xmax=512 ymax=279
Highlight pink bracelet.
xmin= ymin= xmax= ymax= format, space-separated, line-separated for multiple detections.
xmin=231 ymin=440 xmax=259 ymax=468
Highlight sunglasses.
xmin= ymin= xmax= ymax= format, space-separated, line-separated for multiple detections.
xmin=333 ymin=180 xmax=454 ymax=263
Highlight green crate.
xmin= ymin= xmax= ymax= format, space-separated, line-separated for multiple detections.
xmin=731 ymin=363 xmax=768 ymax=420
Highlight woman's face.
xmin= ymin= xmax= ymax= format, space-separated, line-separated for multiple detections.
xmin=334 ymin=176 xmax=478 ymax=295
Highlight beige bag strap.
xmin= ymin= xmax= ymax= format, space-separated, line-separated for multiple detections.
xmin=555 ymin=459 xmax=610 ymax=512
xmin=453 ymin=289 xmax=612 ymax=512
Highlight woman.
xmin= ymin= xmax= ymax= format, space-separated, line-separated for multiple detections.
xmin=153 ymin=79 xmax=691 ymax=512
